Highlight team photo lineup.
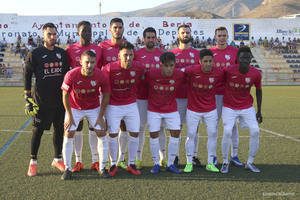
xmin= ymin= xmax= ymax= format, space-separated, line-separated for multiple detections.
xmin=24 ymin=17 xmax=263 ymax=180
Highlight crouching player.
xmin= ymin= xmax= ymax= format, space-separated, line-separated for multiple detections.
xmin=184 ymin=49 xmax=224 ymax=173
xmin=61 ymin=50 xmax=111 ymax=180
xmin=146 ymin=52 xmax=185 ymax=174
xmin=220 ymin=46 xmax=263 ymax=173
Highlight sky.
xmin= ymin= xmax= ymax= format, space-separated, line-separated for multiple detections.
xmin=0 ymin=0 xmax=175 ymax=15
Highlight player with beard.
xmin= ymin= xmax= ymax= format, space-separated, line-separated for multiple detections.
xmin=25 ymin=23 xmax=69 ymax=176
xmin=99 ymin=18 xmax=130 ymax=169
xmin=169 ymin=24 xmax=201 ymax=168
xmin=220 ymin=47 xmax=262 ymax=173
xmin=66 ymin=21 xmax=103 ymax=173
xmin=209 ymin=27 xmax=242 ymax=167
xmin=133 ymin=27 xmax=166 ymax=169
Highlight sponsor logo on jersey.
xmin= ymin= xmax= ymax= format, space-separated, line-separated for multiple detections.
xmin=75 ymin=50 xmax=81 ymax=53
xmin=216 ymin=62 xmax=220 ymax=67
xmin=189 ymin=52 xmax=195 ymax=58
xmin=226 ymin=62 xmax=231 ymax=67
xmin=154 ymin=56 xmax=160 ymax=62
xmin=107 ymin=47 xmax=112 ymax=50
xmin=155 ymin=64 xmax=160 ymax=68
xmin=154 ymin=85 xmax=158 ymax=90
xmin=141 ymin=56 xmax=146 ymax=59
xmin=116 ymin=72 xmax=122 ymax=76
xmin=169 ymin=80 xmax=175 ymax=84
xmin=81 ymin=89 xmax=86 ymax=94
xmin=56 ymin=53 xmax=61 ymax=59
xmin=120 ymin=80 xmax=124 ymax=84
xmin=245 ymin=77 xmax=251 ymax=83
xmin=77 ymin=81 xmax=82 ymax=85
xmin=90 ymin=80 xmax=96 ymax=87
xmin=131 ymin=79 xmax=135 ymax=83
xmin=209 ymin=77 xmax=214 ymax=83
xmin=44 ymin=63 xmax=49 ymax=68
xmin=76 ymin=57 xmax=80 ymax=62
xmin=112 ymin=57 xmax=117 ymax=61
xmin=170 ymin=86 xmax=174 ymax=91
xmin=159 ymin=86 xmax=164 ymax=90
xmin=225 ymin=55 xmax=231 ymax=60
xmin=191 ymin=59 xmax=195 ymax=64
xmin=213 ymin=53 xmax=217 ymax=56
xmin=232 ymin=76 xmax=237 ymax=79
xmin=209 ymin=85 xmax=213 ymax=89
xmin=42 ymin=55 xmax=48 ymax=59
xmin=90 ymin=49 xmax=96 ymax=54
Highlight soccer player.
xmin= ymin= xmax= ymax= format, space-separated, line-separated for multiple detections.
xmin=99 ymin=18 xmax=128 ymax=169
xmin=169 ymin=24 xmax=201 ymax=167
xmin=102 ymin=42 xmax=145 ymax=176
xmin=134 ymin=27 xmax=166 ymax=169
xmin=146 ymin=52 xmax=184 ymax=174
xmin=61 ymin=50 xmax=111 ymax=180
xmin=220 ymin=46 xmax=262 ymax=173
xmin=183 ymin=49 xmax=224 ymax=173
xmin=24 ymin=23 xmax=69 ymax=176
xmin=209 ymin=27 xmax=242 ymax=167
xmin=66 ymin=20 xmax=103 ymax=173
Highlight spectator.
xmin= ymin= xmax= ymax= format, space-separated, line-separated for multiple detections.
xmin=263 ymin=37 xmax=268 ymax=49
xmin=20 ymin=44 xmax=27 ymax=58
xmin=16 ymin=42 xmax=21 ymax=54
xmin=2 ymin=63 xmax=6 ymax=79
xmin=97 ymin=35 xmax=103 ymax=42
xmin=207 ymin=37 xmax=212 ymax=45
xmin=17 ymin=34 xmax=22 ymax=44
xmin=66 ymin=36 xmax=71 ymax=44
xmin=230 ymin=40 xmax=236 ymax=47
xmin=10 ymin=43 xmax=17 ymax=55
xmin=258 ymin=37 xmax=263 ymax=46
xmin=1 ymin=37 xmax=7 ymax=48
xmin=28 ymin=35 xmax=34 ymax=45
xmin=250 ymin=37 xmax=256 ymax=48
xmin=6 ymin=63 xmax=12 ymax=78
xmin=281 ymin=37 xmax=288 ymax=51
xmin=136 ymin=36 xmax=141 ymax=45
xmin=37 ymin=36 xmax=42 ymax=47
xmin=240 ymin=41 xmax=245 ymax=47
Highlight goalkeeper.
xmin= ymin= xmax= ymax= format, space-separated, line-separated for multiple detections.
xmin=24 ymin=23 xmax=69 ymax=177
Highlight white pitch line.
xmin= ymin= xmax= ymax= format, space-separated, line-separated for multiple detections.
xmin=260 ymin=128 xmax=300 ymax=142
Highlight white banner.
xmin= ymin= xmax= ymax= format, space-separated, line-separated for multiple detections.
xmin=0 ymin=14 xmax=300 ymax=44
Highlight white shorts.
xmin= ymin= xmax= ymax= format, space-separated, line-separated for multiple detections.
xmin=186 ymin=109 xmax=218 ymax=137
xmin=147 ymin=111 xmax=180 ymax=132
xmin=215 ymin=95 xmax=223 ymax=120
xmin=222 ymin=106 xmax=259 ymax=130
xmin=176 ymin=98 xmax=187 ymax=124
xmin=106 ymin=102 xmax=140 ymax=133
xmin=137 ymin=99 xmax=148 ymax=126
xmin=66 ymin=106 xmax=103 ymax=131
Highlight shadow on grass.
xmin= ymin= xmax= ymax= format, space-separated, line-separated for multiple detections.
xmin=45 ymin=164 xmax=300 ymax=183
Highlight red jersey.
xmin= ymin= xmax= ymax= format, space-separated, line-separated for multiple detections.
xmin=134 ymin=47 xmax=163 ymax=100
xmin=168 ymin=47 xmax=200 ymax=98
xmin=146 ymin=68 xmax=185 ymax=113
xmin=61 ymin=67 xmax=110 ymax=110
xmin=223 ymin=65 xmax=261 ymax=110
xmin=66 ymin=42 xmax=102 ymax=69
xmin=209 ymin=45 xmax=238 ymax=95
xmin=99 ymin=40 xmax=125 ymax=66
xmin=185 ymin=65 xmax=225 ymax=113
xmin=102 ymin=61 xmax=145 ymax=106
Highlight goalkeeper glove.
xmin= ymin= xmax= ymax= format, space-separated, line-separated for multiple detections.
xmin=25 ymin=94 xmax=39 ymax=117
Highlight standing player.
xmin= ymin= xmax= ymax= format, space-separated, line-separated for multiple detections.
xmin=24 ymin=23 xmax=69 ymax=176
xmin=134 ymin=27 xmax=166 ymax=169
xmin=209 ymin=26 xmax=242 ymax=167
xmin=220 ymin=47 xmax=262 ymax=173
xmin=183 ymin=49 xmax=224 ymax=173
xmin=99 ymin=18 xmax=129 ymax=169
xmin=146 ymin=52 xmax=184 ymax=174
xmin=102 ymin=42 xmax=145 ymax=176
xmin=61 ymin=50 xmax=111 ymax=180
xmin=66 ymin=21 xmax=103 ymax=173
xmin=169 ymin=24 xmax=201 ymax=167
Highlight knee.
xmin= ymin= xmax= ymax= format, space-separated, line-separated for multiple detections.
xmin=250 ymin=127 xmax=259 ymax=138
xmin=223 ymin=126 xmax=233 ymax=138
xmin=64 ymin=131 xmax=75 ymax=138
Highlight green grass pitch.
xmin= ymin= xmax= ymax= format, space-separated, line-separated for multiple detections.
xmin=0 ymin=86 xmax=299 ymax=199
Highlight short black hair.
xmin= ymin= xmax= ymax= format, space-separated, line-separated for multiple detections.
xmin=160 ymin=52 xmax=175 ymax=65
xmin=143 ymin=27 xmax=156 ymax=38
xmin=178 ymin=24 xmax=191 ymax=31
xmin=215 ymin=26 xmax=228 ymax=35
xmin=237 ymin=46 xmax=252 ymax=58
xmin=200 ymin=49 xmax=213 ymax=60
xmin=77 ymin=21 xmax=91 ymax=32
xmin=81 ymin=50 xmax=96 ymax=58
xmin=42 ymin=23 xmax=57 ymax=31
xmin=119 ymin=41 xmax=134 ymax=51
xmin=110 ymin=18 xmax=124 ymax=26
